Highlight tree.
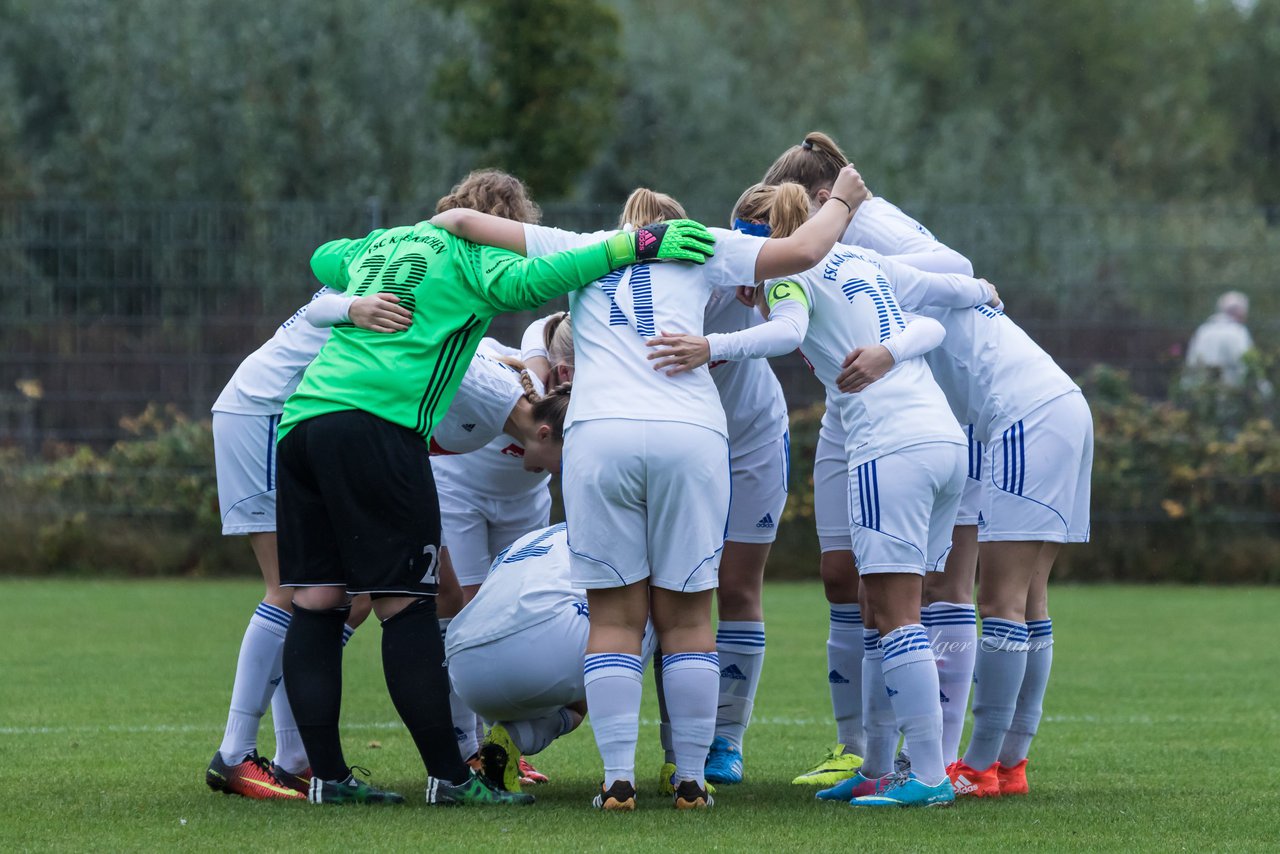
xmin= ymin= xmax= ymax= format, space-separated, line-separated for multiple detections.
xmin=434 ymin=0 xmax=621 ymax=198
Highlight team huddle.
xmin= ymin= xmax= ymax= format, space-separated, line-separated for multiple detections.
xmin=204 ymin=132 xmax=1092 ymax=810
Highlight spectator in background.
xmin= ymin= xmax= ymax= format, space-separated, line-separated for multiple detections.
xmin=1186 ymin=291 xmax=1253 ymax=386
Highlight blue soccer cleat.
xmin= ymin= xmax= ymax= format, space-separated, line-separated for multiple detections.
xmin=816 ymin=771 xmax=891 ymax=801
xmin=704 ymin=736 xmax=744 ymax=784
xmin=850 ymin=772 xmax=955 ymax=808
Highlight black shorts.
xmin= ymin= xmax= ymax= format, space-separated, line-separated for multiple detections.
xmin=277 ymin=410 xmax=441 ymax=596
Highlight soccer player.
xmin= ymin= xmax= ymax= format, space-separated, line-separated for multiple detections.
xmin=761 ymin=133 xmax=983 ymax=783
xmin=275 ymin=173 xmax=717 ymax=806
xmin=205 ymin=286 xmax=409 ymax=799
xmin=648 ymin=180 xmax=1001 ymax=807
xmin=445 ymin=523 xmax=656 ymax=794
xmin=431 ymin=167 xmax=866 ymax=810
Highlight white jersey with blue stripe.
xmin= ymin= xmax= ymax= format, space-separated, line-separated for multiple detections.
xmin=523 ymin=224 xmax=765 ymax=438
xmin=432 ymin=338 xmax=550 ymax=498
xmin=919 ymin=304 xmax=1078 ymax=442
xmin=703 ymin=288 xmax=789 ymax=457
xmin=779 ymin=247 xmax=965 ymax=470
xmin=212 ymin=287 xmax=337 ymax=415
xmin=444 ymin=524 xmax=582 ymax=654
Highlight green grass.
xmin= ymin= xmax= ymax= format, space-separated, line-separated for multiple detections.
xmin=3 ymin=582 xmax=1279 ymax=852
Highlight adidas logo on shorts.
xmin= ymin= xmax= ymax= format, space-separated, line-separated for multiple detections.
xmin=756 ymin=513 xmax=775 ymax=529
xmin=721 ymin=664 xmax=747 ymax=681
xmin=462 ymin=423 xmax=476 ymax=432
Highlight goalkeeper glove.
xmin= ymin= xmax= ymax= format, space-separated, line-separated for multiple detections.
xmin=604 ymin=219 xmax=717 ymax=268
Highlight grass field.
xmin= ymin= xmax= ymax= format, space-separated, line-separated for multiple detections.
xmin=3 ymin=581 xmax=1278 ymax=852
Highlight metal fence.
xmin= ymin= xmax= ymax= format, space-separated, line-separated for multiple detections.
xmin=3 ymin=198 xmax=1276 ymax=450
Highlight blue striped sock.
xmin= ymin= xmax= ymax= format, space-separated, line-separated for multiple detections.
xmin=662 ymin=652 xmax=720 ymax=785
xmin=1001 ymin=618 xmax=1055 ymax=765
xmin=828 ymin=605 xmax=864 ymax=752
xmin=880 ymin=624 xmax=945 ymax=785
xmin=584 ymin=653 xmax=644 ymax=788
xmin=964 ymin=617 xmax=1030 ymax=770
xmin=715 ymin=622 xmax=765 ymax=751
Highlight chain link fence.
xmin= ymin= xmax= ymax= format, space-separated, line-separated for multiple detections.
xmin=1 ymin=198 xmax=1278 ymax=574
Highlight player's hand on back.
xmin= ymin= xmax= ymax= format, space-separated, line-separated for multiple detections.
xmin=836 ymin=344 xmax=895 ymax=393
xmin=350 ymin=293 xmax=413 ymax=333
xmin=604 ymin=219 xmax=717 ymax=268
xmin=646 ymin=331 xmax=711 ymax=375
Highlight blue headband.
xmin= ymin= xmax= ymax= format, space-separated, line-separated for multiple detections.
xmin=733 ymin=218 xmax=772 ymax=237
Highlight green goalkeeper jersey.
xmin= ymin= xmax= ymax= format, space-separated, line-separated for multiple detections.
xmin=279 ymin=221 xmax=614 ymax=441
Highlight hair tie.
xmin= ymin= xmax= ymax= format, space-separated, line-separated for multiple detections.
xmin=801 ymin=140 xmax=814 ymax=151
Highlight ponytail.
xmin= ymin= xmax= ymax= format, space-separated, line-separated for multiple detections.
xmin=543 ymin=311 xmax=575 ymax=373
xmin=619 ymin=187 xmax=686 ymax=228
xmin=762 ymin=131 xmax=850 ymax=199
xmin=530 ymin=382 xmax=572 ymax=441
xmin=730 ymin=182 xmax=811 ymax=240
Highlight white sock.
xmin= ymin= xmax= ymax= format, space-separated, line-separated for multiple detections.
xmin=827 ymin=605 xmax=864 ymax=754
xmin=924 ymin=601 xmax=977 ymax=765
xmin=962 ymin=617 xmax=1030 ymax=771
xmin=881 ymin=625 xmax=945 ymax=786
xmin=584 ymin=653 xmax=644 ymax=788
xmin=269 ymin=676 xmax=308 ymax=773
xmin=662 ymin=652 xmax=719 ymax=786
xmin=860 ymin=630 xmax=896 ymax=778
xmin=219 ymin=602 xmax=289 ymax=764
xmin=504 ymin=707 xmax=579 ymax=756
xmin=714 ymin=621 xmax=765 ymax=752
xmin=999 ymin=618 xmax=1054 ymax=765
xmin=439 ymin=618 xmax=479 ymax=760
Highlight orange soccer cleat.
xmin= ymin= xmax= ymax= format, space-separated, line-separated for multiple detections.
xmin=948 ymin=760 xmax=1001 ymax=799
xmin=997 ymin=759 xmax=1030 ymax=796
xmin=206 ymin=751 xmax=305 ymax=800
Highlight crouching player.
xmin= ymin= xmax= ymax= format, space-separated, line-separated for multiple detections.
xmin=445 ymin=523 xmax=656 ymax=794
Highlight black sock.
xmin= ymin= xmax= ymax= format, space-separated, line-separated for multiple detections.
xmin=283 ymin=603 xmax=350 ymax=782
xmin=381 ymin=598 xmax=469 ymax=784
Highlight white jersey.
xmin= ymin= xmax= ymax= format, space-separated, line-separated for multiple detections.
xmin=432 ymin=339 xmax=550 ymax=498
xmin=444 ymin=524 xmax=581 ymax=655
xmin=704 ymin=289 xmax=789 ymax=457
xmin=920 ymin=305 xmax=1078 ymax=442
xmin=212 ymin=287 xmax=336 ymax=415
xmin=523 ymin=224 xmax=765 ymax=437
xmin=777 ymin=247 xmax=966 ymax=468
xmin=844 ymin=195 xmax=1076 ymax=442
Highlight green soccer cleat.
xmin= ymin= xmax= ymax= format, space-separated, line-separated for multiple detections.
xmin=426 ymin=770 xmax=535 ymax=806
xmin=850 ymin=772 xmax=955 ymax=808
xmin=791 ymin=744 xmax=864 ymax=786
xmin=307 ymin=767 xmax=404 ymax=805
xmin=479 ymin=723 xmax=524 ymax=794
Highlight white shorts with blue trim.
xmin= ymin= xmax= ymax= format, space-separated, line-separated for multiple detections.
xmin=980 ymin=391 xmax=1093 ymax=544
xmin=449 ymin=608 xmax=656 ymax=727
xmin=564 ymin=419 xmax=730 ymax=593
xmin=955 ymin=425 xmax=985 ymax=526
xmin=212 ymin=411 xmax=280 ymax=535
xmin=438 ymin=482 xmax=552 ymax=587
xmin=725 ymin=431 xmax=790 ymax=544
xmin=847 ymin=442 xmax=966 ymax=576
xmin=814 ymin=429 xmax=852 ymax=553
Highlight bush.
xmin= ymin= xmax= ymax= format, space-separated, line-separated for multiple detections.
xmin=774 ymin=363 xmax=1280 ymax=583
xmin=0 ymin=406 xmax=246 ymax=576
xmin=2 ymin=369 xmax=1278 ymax=582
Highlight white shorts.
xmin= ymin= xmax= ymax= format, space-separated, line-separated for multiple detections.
xmin=438 ymin=483 xmax=552 ymax=587
xmin=955 ymin=426 xmax=985 ymax=527
xmin=814 ymin=429 xmax=852 ymax=553
xmin=449 ymin=605 xmax=591 ymax=723
xmin=725 ymin=431 xmax=790 ymax=544
xmin=212 ymin=411 xmax=280 ymax=534
xmin=847 ymin=442 xmax=966 ymax=576
xmin=564 ymin=419 xmax=730 ymax=592
xmin=449 ymin=607 xmax=657 ymax=726
xmin=980 ymin=391 xmax=1093 ymax=544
